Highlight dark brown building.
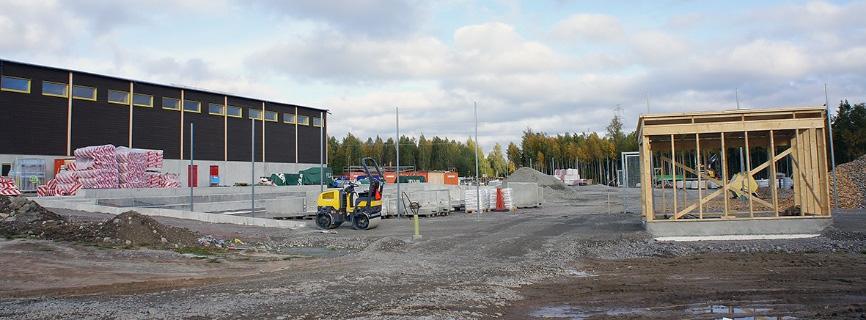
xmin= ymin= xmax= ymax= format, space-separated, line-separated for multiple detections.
xmin=0 ymin=59 xmax=327 ymax=166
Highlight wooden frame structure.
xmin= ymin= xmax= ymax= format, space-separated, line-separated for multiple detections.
xmin=637 ymin=107 xmax=831 ymax=222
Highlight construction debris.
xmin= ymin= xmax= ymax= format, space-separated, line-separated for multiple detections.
xmin=831 ymin=154 xmax=866 ymax=209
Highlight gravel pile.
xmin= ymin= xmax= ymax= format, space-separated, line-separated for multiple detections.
xmin=506 ymin=167 xmax=568 ymax=190
xmin=506 ymin=167 xmax=581 ymax=202
xmin=831 ymin=154 xmax=866 ymax=209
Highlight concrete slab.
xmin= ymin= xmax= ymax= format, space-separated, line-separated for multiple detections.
xmin=31 ymin=199 xmax=306 ymax=229
xmin=502 ymin=182 xmax=542 ymax=208
xmin=263 ymin=197 xmax=307 ymax=217
xmin=645 ymin=217 xmax=832 ymax=237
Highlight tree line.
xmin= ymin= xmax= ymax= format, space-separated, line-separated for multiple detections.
xmin=327 ymin=114 xmax=638 ymax=183
xmin=326 ymin=100 xmax=865 ymax=181
xmin=831 ymin=99 xmax=866 ymax=164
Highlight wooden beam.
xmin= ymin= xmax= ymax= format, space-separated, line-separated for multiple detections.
xmin=696 ymin=133 xmax=703 ymax=219
xmin=818 ymin=128 xmax=832 ymax=216
xmin=671 ymin=134 xmax=677 ymax=219
xmin=769 ymin=130 xmax=779 ymax=217
xmin=641 ymin=118 xmax=825 ymax=136
xmin=721 ymin=132 xmax=729 ymax=218
xmin=745 ymin=131 xmax=753 ymax=217
xmin=642 ymin=136 xmax=653 ymax=221
xmin=748 ymin=147 xmax=792 ymax=176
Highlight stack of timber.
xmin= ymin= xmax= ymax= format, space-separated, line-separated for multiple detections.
xmin=831 ymin=154 xmax=866 ymax=209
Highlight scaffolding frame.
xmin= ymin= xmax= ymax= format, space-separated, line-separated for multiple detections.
xmin=637 ymin=107 xmax=832 ymax=222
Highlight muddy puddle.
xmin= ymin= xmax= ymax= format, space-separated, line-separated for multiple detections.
xmin=530 ymin=303 xmax=798 ymax=319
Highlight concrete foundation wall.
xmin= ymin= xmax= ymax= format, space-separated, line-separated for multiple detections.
xmin=164 ymin=160 xmax=318 ymax=187
xmin=645 ymin=217 xmax=832 ymax=237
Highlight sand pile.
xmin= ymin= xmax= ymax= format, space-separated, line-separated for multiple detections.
xmin=831 ymin=155 xmax=866 ymax=209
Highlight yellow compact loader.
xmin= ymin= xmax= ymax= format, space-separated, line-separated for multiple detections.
xmin=315 ymin=157 xmax=384 ymax=230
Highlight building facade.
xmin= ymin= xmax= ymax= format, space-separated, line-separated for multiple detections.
xmin=0 ymin=59 xmax=327 ymax=187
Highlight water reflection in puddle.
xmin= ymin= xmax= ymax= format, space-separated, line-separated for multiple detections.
xmin=530 ymin=305 xmax=647 ymax=319
xmin=686 ymin=303 xmax=797 ymax=320
xmin=531 ymin=303 xmax=797 ymax=319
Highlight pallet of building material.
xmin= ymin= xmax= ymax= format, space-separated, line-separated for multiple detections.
xmin=464 ymin=189 xmax=490 ymax=213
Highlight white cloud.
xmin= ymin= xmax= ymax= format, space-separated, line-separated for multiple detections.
xmin=245 ymin=0 xmax=427 ymax=38
xmin=552 ymin=13 xmax=623 ymax=42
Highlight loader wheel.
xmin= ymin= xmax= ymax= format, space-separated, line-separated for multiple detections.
xmin=353 ymin=214 xmax=370 ymax=230
xmin=317 ymin=212 xmax=335 ymax=229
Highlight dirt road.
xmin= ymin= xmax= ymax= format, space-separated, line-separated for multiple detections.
xmin=1 ymin=186 xmax=865 ymax=319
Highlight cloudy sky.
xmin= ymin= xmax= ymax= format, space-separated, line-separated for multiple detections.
xmin=2 ymin=0 xmax=865 ymax=151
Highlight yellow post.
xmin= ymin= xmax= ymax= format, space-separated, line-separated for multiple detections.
xmin=413 ymin=213 xmax=422 ymax=240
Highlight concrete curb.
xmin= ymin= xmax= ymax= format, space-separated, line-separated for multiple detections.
xmin=645 ymin=217 xmax=831 ymax=237
xmin=32 ymin=198 xmax=306 ymax=229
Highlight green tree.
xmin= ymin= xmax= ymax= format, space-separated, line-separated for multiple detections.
xmin=488 ymin=143 xmax=507 ymax=177
xmin=832 ymin=100 xmax=866 ymax=163
xmin=417 ymin=134 xmax=432 ymax=170
xmin=506 ymin=142 xmax=522 ymax=170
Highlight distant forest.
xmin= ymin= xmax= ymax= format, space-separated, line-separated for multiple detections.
xmin=327 ymin=114 xmax=636 ymax=181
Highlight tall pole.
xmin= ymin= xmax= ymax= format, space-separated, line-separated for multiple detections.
xmin=319 ymin=111 xmax=324 ymax=193
xmin=474 ymin=102 xmax=480 ymax=219
xmin=396 ymin=107 xmax=401 ymax=217
xmin=251 ymin=118 xmax=255 ymax=216
xmin=825 ymin=83 xmax=839 ymax=208
xmin=736 ymin=88 xmax=741 ymax=109
xmin=189 ymin=122 xmax=194 ymax=212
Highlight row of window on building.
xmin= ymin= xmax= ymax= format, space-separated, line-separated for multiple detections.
xmin=0 ymin=75 xmax=323 ymax=127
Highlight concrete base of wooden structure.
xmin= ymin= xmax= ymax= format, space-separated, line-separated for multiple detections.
xmin=645 ymin=217 xmax=831 ymax=237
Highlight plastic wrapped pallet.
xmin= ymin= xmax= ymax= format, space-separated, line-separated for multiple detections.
xmin=464 ymin=189 xmax=490 ymax=213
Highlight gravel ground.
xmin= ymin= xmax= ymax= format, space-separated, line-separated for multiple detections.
xmin=0 ymin=185 xmax=864 ymax=319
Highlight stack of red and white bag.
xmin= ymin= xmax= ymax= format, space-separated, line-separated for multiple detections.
xmin=41 ymin=164 xmax=83 ymax=196
xmin=116 ymin=147 xmax=148 ymax=189
xmin=0 ymin=177 xmax=22 ymax=196
xmin=74 ymin=145 xmax=119 ymax=189
xmin=142 ymin=148 xmax=178 ymax=188
xmin=38 ymin=145 xmax=178 ymax=197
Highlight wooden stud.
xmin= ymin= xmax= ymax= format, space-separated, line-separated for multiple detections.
xmin=817 ymin=127 xmax=832 ymax=216
xmin=721 ymin=132 xmax=729 ymax=218
xmin=641 ymin=135 xmax=654 ymax=221
xmin=744 ymin=130 xmax=753 ymax=217
xmin=670 ymin=134 xmax=677 ymax=219
xmin=769 ymin=130 xmax=779 ymax=217
xmin=696 ymin=133 xmax=703 ymax=219
xmin=791 ymin=131 xmax=801 ymax=209
xmin=808 ymin=128 xmax=824 ymax=216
